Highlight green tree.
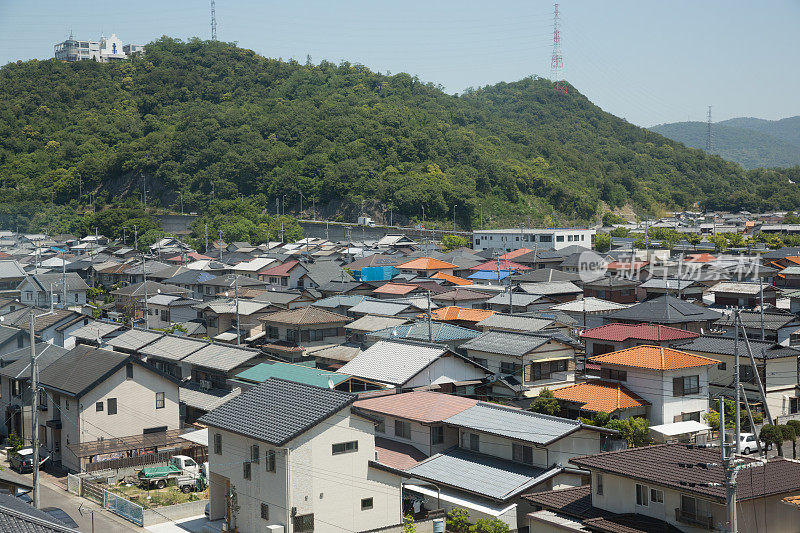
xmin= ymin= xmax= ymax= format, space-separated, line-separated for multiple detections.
xmin=787 ymin=420 xmax=800 ymax=459
xmin=7 ymin=431 xmax=23 ymax=453
xmin=447 ymin=508 xmax=471 ymax=533
xmin=595 ymin=233 xmax=611 ymax=253
xmin=530 ymin=389 xmax=561 ymax=417
xmin=402 ymin=514 xmax=416 ymax=533
xmin=606 ymin=417 xmax=651 ymax=447
xmin=441 ymin=235 xmax=470 ymax=252
xmin=760 ymin=425 xmax=784 ymax=457
xmin=470 ymin=518 xmax=510 ymax=533
xmin=602 ymin=212 xmax=627 ymax=226
xmin=781 ymin=424 xmax=797 ymax=460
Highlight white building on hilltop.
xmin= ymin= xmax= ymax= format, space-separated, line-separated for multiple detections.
xmin=472 ymin=227 xmax=596 ymax=252
xmin=54 ymin=33 xmax=141 ymax=62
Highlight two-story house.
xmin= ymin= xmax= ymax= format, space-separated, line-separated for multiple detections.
xmin=199 ymin=378 xmax=403 ymax=533
xmin=37 ymin=345 xmax=181 ymax=473
xmin=526 ymin=444 xmax=800 ymax=533
xmin=16 ymin=273 xmax=88 ymax=308
xmin=0 ymin=260 xmax=27 ymax=298
xmin=257 ymin=260 xmax=308 ymax=289
xmin=144 ymin=294 xmax=202 ymax=330
xmin=259 ymin=306 xmax=350 ymax=361
xmin=588 ymin=345 xmax=719 ymax=425
xmin=581 ymin=323 xmax=700 ymax=358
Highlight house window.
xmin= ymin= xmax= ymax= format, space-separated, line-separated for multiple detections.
xmin=214 ymin=433 xmax=222 ymax=454
xmin=155 ymin=392 xmax=165 ymax=409
xmin=681 ymin=412 xmax=701 ymax=422
xmin=395 ymin=420 xmax=410 ymax=439
xmin=267 ymin=326 xmax=279 ymax=339
xmin=208 ymin=317 xmax=218 ymax=328
xmin=260 ymin=503 xmax=269 ymax=520
xmin=635 ymin=484 xmax=649 ymax=506
xmin=681 ymin=495 xmax=711 ymax=522
xmin=601 ymin=368 xmax=627 ymax=381
xmin=287 ymin=329 xmax=297 ymax=342
xmin=556 ymin=235 xmax=565 ymax=242
xmin=266 ymin=450 xmax=276 ymax=472
xmin=739 ymin=364 xmax=755 ymax=383
xmin=96 ymin=402 xmax=103 ymax=412
xmin=332 ymin=441 xmax=358 ymax=455
xmin=673 ymin=375 xmax=700 ymax=396
xmin=462 ymin=432 xmax=480 ymax=451
xmin=650 ymin=488 xmax=664 ymax=504
xmin=126 ymin=363 xmax=134 ymax=380
xmin=718 ymin=362 xmax=727 ymax=370
xmin=17 ymin=336 xmax=23 ymax=349
xmin=431 ymin=426 xmax=444 ymax=445
xmin=293 ymin=514 xmax=314 ymax=533
xmin=251 ymin=444 xmax=260 ymax=463
xmin=790 ymin=397 xmax=800 ymax=414
xmin=596 ymin=473 xmax=603 ymax=495
xmin=512 ymin=443 xmax=533 ymax=465
xmin=361 ymin=497 xmax=374 ymax=510
xmin=243 ymin=461 xmax=251 ymax=480
xmin=107 ymin=398 xmax=117 ymax=415
xmin=472 ymin=358 xmax=488 ymax=368
xmin=500 ymin=361 xmax=521 ymax=375
xmin=375 ymin=417 xmax=385 ymax=433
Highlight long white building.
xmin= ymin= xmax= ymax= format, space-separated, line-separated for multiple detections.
xmin=472 ymin=227 xmax=596 ymax=251
xmin=54 ymin=33 xmax=141 ymax=62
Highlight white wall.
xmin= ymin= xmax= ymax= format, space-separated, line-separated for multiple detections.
xmin=404 ymin=354 xmax=486 ymax=389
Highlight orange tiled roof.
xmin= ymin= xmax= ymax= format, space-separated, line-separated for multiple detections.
xmin=782 ymin=495 xmax=800 ymax=508
xmin=429 ymin=306 xmax=495 ymax=323
xmin=785 ymin=256 xmax=800 ymax=265
xmin=374 ymin=282 xmax=420 ymax=295
xmin=432 ymin=272 xmax=472 ymax=286
xmin=684 ymin=253 xmax=716 ymax=263
xmin=589 ymin=345 xmax=719 ymax=371
xmin=500 ymin=248 xmax=533 ymax=260
xmin=397 ymin=257 xmax=458 ymax=271
xmin=552 ymin=380 xmax=650 ymax=413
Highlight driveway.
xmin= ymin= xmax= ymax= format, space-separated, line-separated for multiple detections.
xmin=146 ymin=515 xmax=225 ymax=533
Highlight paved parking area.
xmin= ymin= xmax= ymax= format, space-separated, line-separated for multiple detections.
xmin=146 ymin=515 xmax=224 ymax=532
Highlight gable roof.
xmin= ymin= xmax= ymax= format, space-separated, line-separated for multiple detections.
xmin=430 ymin=272 xmax=472 ymax=286
xmin=348 ymin=300 xmax=411 ymax=317
xmin=234 ymin=361 xmax=350 ymax=388
xmin=0 ymin=493 xmax=79 ymax=532
xmin=0 ymin=343 xmax=70 ymax=380
xmin=589 ymin=345 xmax=719 ymax=371
xmin=368 ymin=321 xmax=481 ymax=343
xmin=396 ymin=257 xmax=458 ymax=270
xmin=603 ymin=295 xmax=722 ymax=324
xmin=105 ymin=328 xmax=163 ymax=352
xmin=429 ymin=306 xmax=495 ymax=323
xmin=580 ymin=323 xmax=700 ymax=343
xmin=258 ymin=260 xmax=302 ymax=277
xmin=198 ymin=378 xmax=356 ymax=446
xmin=338 ymin=340 xmax=457 ymax=386
xmin=182 ymin=343 xmax=261 ymax=372
xmin=552 ymin=380 xmax=649 ymax=413
xmin=475 ymin=313 xmax=554 ymax=332
xmin=674 ymin=335 xmax=800 ymax=359
xmin=354 ymin=391 xmax=477 ymax=423
xmin=260 ymin=306 xmax=350 ymax=326
xmin=461 ymin=330 xmax=560 ymax=357
xmin=345 ymin=315 xmax=409 ymax=333
xmin=138 ymin=334 xmax=208 ymax=361
xmin=518 ymin=281 xmax=583 ymax=295
xmin=432 ymin=288 xmax=492 ymax=302
xmin=373 ymin=282 xmax=421 ymax=296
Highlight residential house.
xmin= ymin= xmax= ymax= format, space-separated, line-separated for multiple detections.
xmin=0 ymin=308 xmax=86 ymax=347
xmin=581 ymin=323 xmax=700 ymax=357
xmin=200 ymin=274 xmax=268 ymax=303
xmin=675 ymin=335 xmax=800 ymax=421
xmin=395 ymin=257 xmax=458 ymax=277
xmin=602 ymin=295 xmax=722 ymax=333
xmin=485 ymin=292 xmax=558 ymax=313
xmin=526 ymin=444 xmax=800 ymax=533
xmin=230 ymin=257 xmax=276 ymax=279
xmin=0 ymin=325 xmax=28 ymax=359
xmin=257 ymin=260 xmax=307 ymax=289
xmin=37 ymin=345 xmax=181 ymax=472
xmin=348 ymin=299 xmax=425 ymax=319
xmin=196 ymin=299 xmax=271 ymax=342
xmin=707 ymin=281 xmax=778 ymax=307
xmin=0 ymin=260 xmax=27 ymax=297
xmin=111 ymin=281 xmax=189 ymax=316
xmin=553 ymin=380 xmax=650 ymax=420
xmin=475 ymin=314 xmax=556 ymax=335
xmin=145 ymin=294 xmax=202 ymax=330
xmin=460 ymin=331 xmax=577 ymax=397
xmin=344 ymin=315 xmax=408 ymax=346
xmin=581 ymin=276 xmax=640 ymax=304
xmin=259 ymin=306 xmax=350 ymax=361
xmin=163 ymin=269 xmax=217 ymax=300
xmin=200 ymin=378 xmax=402 ymax=532
xmin=429 ymin=306 xmax=495 ymax=329
xmin=638 ymin=278 xmax=706 ymax=301
xmin=366 ymin=321 xmax=481 ymax=351
xmin=338 ymin=339 xmax=487 ymax=390
xmin=232 ymin=361 xmax=384 ymax=393
xmin=588 ymin=345 xmax=718 ymax=425
xmin=549 ymin=298 xmax=631 ymax=330
xmin=16 ymin=273 xmax=88 ymax=308
xmin=0 ymin=493 xmax=80 ymax=532
xmin=714 ymin=309 xmax=800 ymax=344
xmin=518 ymin=281 xmax=583 ymax=303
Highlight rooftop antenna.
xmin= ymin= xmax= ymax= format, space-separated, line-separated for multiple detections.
xmin=551 ymin=3 xmax=567 ymax=93
xmin=211 ymin=0 xmax=218 ymax=41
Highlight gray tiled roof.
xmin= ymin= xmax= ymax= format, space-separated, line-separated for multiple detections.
xmin=674 ymin=335 xmax=800 ymax=359
xmin=106 ymin=329 xmax=164 ymax=352
xmin=444 ymin=402 xmax=582 ymax=445
xmin=0 ymin=343 xmax=69 ymax=379
xmin=345 ymin=315 xmax=409 ymax=333
xmin=348 ymin=300 xmax=410 ymax=317
xmin=460 ymin=331 xmax=553 ymax=357
xmin=518 ymin=281 xmax=582 ymax=295
xmin=139 ymin=335 xmax=207 ymax=361
xmin=485 ymin=292 xmax=549 ymax=306
xmin=715 ymin=311 xmax=798 ymax=330
xmin=182 ymin=343 xmax=261 ymax=372
xmin=180 ymin=383 xmax=241 ymax=412
xmin=603 ymin=295 xmax=722 ymax=324
xmin=198 ymin=378 xmax=355 ymax=445
xmin=0 ymin=493 xmax=78 ymax=532
xmin=70 ymin=321 xmax=122 ymax=341
xmin=475 ymin=314 xmax=553 ymax=332
xmin=405 ymin=447 xmax=558 ymax=500
xmin=38 ymin=345 xmax=129 ymax=398
xmin=368 ymin=321 xmax=481 ymax=343
xmin=338 ymin=340 xmax=449 ymax=385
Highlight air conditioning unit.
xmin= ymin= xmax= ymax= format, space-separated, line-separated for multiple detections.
xmin=199 ymin=380 xmax=212 ymax=391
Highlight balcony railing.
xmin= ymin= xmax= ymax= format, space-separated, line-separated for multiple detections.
xmin=675 ymin=508 xmax=713 ymax=530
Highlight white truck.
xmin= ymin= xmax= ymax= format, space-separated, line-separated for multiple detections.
xmin=138 ymin=455 xmax=203 ymax=489
xmin=358 ymin=216 xmax=375 ymax=227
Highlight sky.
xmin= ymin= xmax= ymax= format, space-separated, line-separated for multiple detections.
xmin=1 ymin=0 xmax=798 ymax=127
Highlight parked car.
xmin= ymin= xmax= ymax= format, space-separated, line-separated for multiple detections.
xmin=736 ymin=432 xmax=770 ymax=455
xmin=10 ymin=448 xmax=49 ymax=474
xmin=41 ymin=507 xmax=79 ymax=528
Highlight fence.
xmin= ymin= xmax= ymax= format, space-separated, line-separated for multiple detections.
xmin=104 ymin=490 xmax=144 ymax=527
xmin=85 ymin=450 xmax=172 ymax=473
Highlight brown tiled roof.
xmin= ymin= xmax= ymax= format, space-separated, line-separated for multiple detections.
xmin=373 ymin=283 xmax=420 ymax=296
xmin=260 ymin=306 xmax=350 ymax=326
xmin=552 ymin=381 xmax=649 ymax=413
xmin=581 ymin=323 xmax=699 ymax=343
xmin=396 ymin=257 xmax=458 ymax=270
xmin=589 ymin=345 xmax=718 ymax=371
xmin=582 ymin=514 xmax=683 ymax=533
xmin=354 ymin=391 xmax=477 ymax=423
xmin=374 ymin=437 xmax=428 ymax=470
xmin=432 ymin=288 xmax=492 ymax=302
xmin=570 ymin=444 xmax=800 ymax=502
xmin=522 ymin=485 xmax=606 ymax=519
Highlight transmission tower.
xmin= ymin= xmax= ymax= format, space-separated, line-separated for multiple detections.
xmin=706 ymin=105 xmax=713 ymax=152
xmin=551 ymin=3 xmax=566 ymax=93
xmin=211 ymin=0 xmax=218 ymax=41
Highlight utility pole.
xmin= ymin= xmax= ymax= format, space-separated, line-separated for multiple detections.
xmin=234 ymin=276 xmax=240 ymax=346
xmin=480 ymin=204 xmax=483 ymax=230
xmin=178 ymin=192 xmax=184 ymax=215
xmin=733 ymin=310 xmax=741 ymax=454
xmin=219 ymin=229 xmax=223 ymax=262
xmin=759 ymin=274 xmax=765 ymax=341
xmin=427 ymin=291 xmax=432 ymax=342
xmin=30 ymin=310 xmax=40 ymax=509
xmin=62 ymin=249 xmax=67 ymax=309
xmin=133 ymin=225 xmax=138 ymax=250
xmin=453 ymin=204 xmax=457 ymax=232
xmin=142 ymin=252 xmax=148 ymax=328
xmin=204 ymin=224 xmax=209 ymax=253
xmin=142 ymin=173 xmax=146 ymax=210
xmin=720 ymin=397 xmax=737 ymax=533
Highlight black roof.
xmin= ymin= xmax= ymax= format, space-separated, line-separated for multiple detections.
xmin=674 ymin=335 xmax=800 ymax=359
xmin=0 ymin=493 xmax=78 ymax=532
xmin=0 ymin=343 xmax=70 ymax=379
xmin=199 ymin=378 xmax=356 ymax=446
xmin=38 ymin=345 xmax=179 ymax=398
xmin=603 ymin=295 xmax=722 ymax=324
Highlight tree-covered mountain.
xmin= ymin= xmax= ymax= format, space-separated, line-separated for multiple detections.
xmin=2 ymin=37 xmax=799 ymax=231
xmin=651 ymin=117 xmax=800 ymax=170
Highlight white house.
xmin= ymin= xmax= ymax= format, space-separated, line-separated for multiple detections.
xmin=472 ymin=228 xmax=596 ymax=252
xmin=17 ymin=273 xmax=88 ymax=309
xmin=199 ymin=378 xmax=402 ymax=533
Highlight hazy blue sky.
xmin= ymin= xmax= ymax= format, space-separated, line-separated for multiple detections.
xmin=2 ymin=0 xmax=798 ymax=127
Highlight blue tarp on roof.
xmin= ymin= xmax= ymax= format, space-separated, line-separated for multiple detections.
xmin=356 ymin=266 xmax=399 ymax=282
xmin=468 ymin=270 xmax=513 ymax=281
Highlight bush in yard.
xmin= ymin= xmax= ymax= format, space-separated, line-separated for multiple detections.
xmin=530 ymin=389 xmax=561 ymax=416
xmin=447 ymin=508 xmax=471 ymax=533
xmin=787 ymin=420 xmax=800 ymax=459
xmin=760 ymin=425 xmax=784 ymax=457
xmin=780 ymin=424 xmax=797 ymax=459
xmin=470 ymin=518 xmax=510 ymax=533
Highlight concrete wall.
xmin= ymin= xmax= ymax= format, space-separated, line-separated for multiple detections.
xmin=143 ymin=499 xmax=209 ymax=526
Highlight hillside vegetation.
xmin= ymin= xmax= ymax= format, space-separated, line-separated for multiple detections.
xmin=2 ymin=37 xmax=800 ymax=231
xmin=651 ymin=118 xmax=800 ymax=169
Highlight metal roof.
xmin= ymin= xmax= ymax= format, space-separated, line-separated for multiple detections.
xmin=368 ymin=321 xmax=481 ymax=343
xmin=461 ymin=331 xmax=556 ymax=357
xmin=235 ymin=361 xmax=350 ymax=388
xmin=198 ymin=378 xmax=356 ymax=446
xmin=182 ymin=343 xmax=261 ymax=372
xmin=444 ymin=402 xmax=583 ymax=445
xmin=106 ymin=329 xmax=164 ymax=351
xmin=405 ymin=447 xmax=559 ymax=500
xmin=338 ymin=340 xmax=449 ymax=385
xmin=139 ymin=335 xmax=208 ymax=361
xmin=475 ymin=314 xmax=553 ymax=332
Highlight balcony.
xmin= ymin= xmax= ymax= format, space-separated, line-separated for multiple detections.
xmin=675 ymin=508 xmax=713 ymax=530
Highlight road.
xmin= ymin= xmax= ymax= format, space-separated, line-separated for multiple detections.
xmin=37 ymin=481 xmax=140 ymax=533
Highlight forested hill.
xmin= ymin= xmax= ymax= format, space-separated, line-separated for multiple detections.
xmin=651 ymin=119 xmax=800 ymax=169
xmin=1 ymin=37 xmax=799 ymax=228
